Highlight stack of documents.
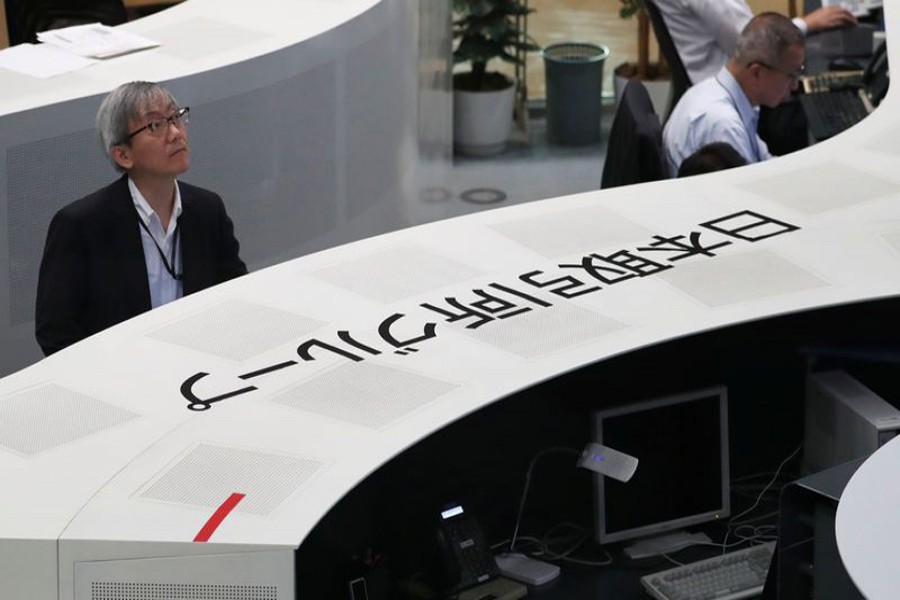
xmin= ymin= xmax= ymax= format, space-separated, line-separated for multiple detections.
xmin=37 ymin=23 xmax=160 ymax=59
xmin=0 ymin=23 xmax=159 ymax=78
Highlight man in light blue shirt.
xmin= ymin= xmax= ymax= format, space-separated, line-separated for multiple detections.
xmin=663 ymin=12 xmax=806 ymax=177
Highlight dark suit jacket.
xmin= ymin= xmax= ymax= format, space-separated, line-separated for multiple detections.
xmin=601 ymin=79 xmax=667 ymax=189
xmin=35 ymin=175 xmax=248 ymax=356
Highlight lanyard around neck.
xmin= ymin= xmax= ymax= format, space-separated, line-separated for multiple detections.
xmin=136 ymin=213 xmax=182 ymax=281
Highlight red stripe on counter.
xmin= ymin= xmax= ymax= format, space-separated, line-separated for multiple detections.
xmin=194 ymin=492 xmax=245 ymax=542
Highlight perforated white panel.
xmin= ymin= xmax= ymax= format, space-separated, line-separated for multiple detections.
xmin=186 ymin=62 xmax=339 ymax=265
xmin=0 ymin=384 xmax=138 ymax=456
xmin=270 ymin=361 xmax=458 ymax=428
xmin=7 ymin=129 xmax=112 ymax=325
xmin=139 ymin=444 xmax=323 ymax=515
xmin=147 ymin=299 xmax=324 ymax=361
xmin=739 ymin=162 xmax=900 ymax=214
xmin=90 ymin=582 xmax=276 ymax=599
xmin=659 ymin=249 xmax=830 ymax=307
xmin=489 ymin=206 xmax=653 ymax=258
xmin=345 ymin=13 xmax=415 ymax=217
xmin=75 ymin=550 xmax=294 ymax=600
xmin=309 ymin=246 xmax=482 ymax=303
xmin=451 ymin=302 xmax=630 ymax=359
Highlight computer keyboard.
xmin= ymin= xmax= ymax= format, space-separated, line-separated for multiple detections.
xmin=799 ymin=89 xmax=870 ymax=140
xmin=640 ymin=541 xmax=776 ymax=600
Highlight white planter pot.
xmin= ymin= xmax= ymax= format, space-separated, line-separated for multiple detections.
xmin=453 ymin=83 xmax=516 ymax=156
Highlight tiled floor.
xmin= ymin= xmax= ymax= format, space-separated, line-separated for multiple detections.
xmin=438 ymin=103 xmax=614 ymax=224
xmin=441 ymin=1 xmax=631 ymax=219
xmin=433 ymin=1 xmax=644 ymax=223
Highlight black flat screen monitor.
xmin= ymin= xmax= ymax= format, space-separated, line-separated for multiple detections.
xmin=592 ymin=386 xmax=730 ymax=547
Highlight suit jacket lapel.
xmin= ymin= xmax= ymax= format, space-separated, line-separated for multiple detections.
xmin=108 ymin=175 xmax=152 ymax=313
xmin=178 ymin=185 xmax=202 ymax=295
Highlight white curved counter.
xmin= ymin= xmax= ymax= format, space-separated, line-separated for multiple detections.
xmin=0 ymin=0 xmax=380 ymax=116
xmin=1 ymin=3 xmax=899 ymax=599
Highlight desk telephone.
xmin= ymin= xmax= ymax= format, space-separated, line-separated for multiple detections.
xmin=435 ymin=503 xmax=500 ymax=592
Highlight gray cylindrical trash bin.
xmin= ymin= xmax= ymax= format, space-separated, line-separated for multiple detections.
xmin=541 ymin=43 xmax=610 ymax=145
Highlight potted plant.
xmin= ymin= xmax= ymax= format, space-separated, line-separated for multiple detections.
xmin=452 ymin=0 xmax=538 ymax=156
xmin=613 ymin=0 xmax=671 ymax=117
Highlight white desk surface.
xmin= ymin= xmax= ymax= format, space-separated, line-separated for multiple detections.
xmin=0 ymin=1 xmax=899 ymax=597
xmin=3 ymin=87 xmax=900 ymax=542
xmin=0 ymin=0 xmax=379 ymax=117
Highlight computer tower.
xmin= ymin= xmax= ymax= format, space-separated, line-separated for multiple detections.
xmin=803 ymin=369 xmax=900 ymax=475
xmin=777 ymin=458 xmax=865 ymax=600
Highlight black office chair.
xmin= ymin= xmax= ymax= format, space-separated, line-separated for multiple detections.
xmin=5 ymin=0 xmax=127 ymax=45
xmin=642 ymin=0 xmax=692 ymax=120
xmin=600 ymin=79 xmax=668 ymax=189
xmin=3 ymin=0 xmax=23 ymax=44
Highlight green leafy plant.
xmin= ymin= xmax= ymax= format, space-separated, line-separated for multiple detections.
xmin=452 ymin=0 xmax=539 ymax=92
xmin=618 ymin=0 xmax=643 ymax=19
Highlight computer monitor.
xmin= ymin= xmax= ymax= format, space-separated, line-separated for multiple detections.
xmin=592 ymin=386 xmax=730 ymax=556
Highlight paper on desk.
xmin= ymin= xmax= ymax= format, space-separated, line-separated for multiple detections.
xmin=822 ymin=0 xmax=871 ymax=17
xmin=37 ymin=23 xmax=160 ymax=59
xmin=0 ymin=43 xmax=98 ymax=78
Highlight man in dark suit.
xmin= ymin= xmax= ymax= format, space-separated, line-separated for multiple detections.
xmin=35 ymin=81 xmax=247 ymax=356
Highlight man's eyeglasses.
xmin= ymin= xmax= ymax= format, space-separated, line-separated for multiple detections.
xmin=123 ymin=107 xmax=190 ymax=142
xmin=756 ymin=62 xmax=806 ymax=81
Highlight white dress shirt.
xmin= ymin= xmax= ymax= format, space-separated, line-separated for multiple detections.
xmin=662 ymin=67 xmax=771 ymax=176
xmin=653 ymin=0 xmax=808 ymax=84
xmin=128 ymin=178 xmax=184 ymax=309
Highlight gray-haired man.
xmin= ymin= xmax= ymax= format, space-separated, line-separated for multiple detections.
xmin=663 ymin=13 xmax=806 ymax=176
xmin=36 ymin=81 xmax=247 ymax=356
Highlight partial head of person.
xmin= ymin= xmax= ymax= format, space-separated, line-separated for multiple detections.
xmin=96 ymin=81 xmax=190 ymax=180
xmin=677 ymin=142 xmax=748 ymax=178
xmin=730 ymin=12 xmax=805 ymax=109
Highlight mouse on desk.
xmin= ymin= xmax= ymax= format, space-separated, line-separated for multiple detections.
xmin=829 ymin=57 xmax=866 ymax=71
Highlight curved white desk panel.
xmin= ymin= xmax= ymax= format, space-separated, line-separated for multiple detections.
xmin=0 ymin=0 xmax=384 ymax=116
xmin=2 ymin=55 xmax=900 ymax=594
xmin=837 ymin=435 xmax=900 ymax=599
xmin=0 ymin=0 xmax=434 ymax=377
xmin=0 ymin=6 xmax=898 ymax=599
